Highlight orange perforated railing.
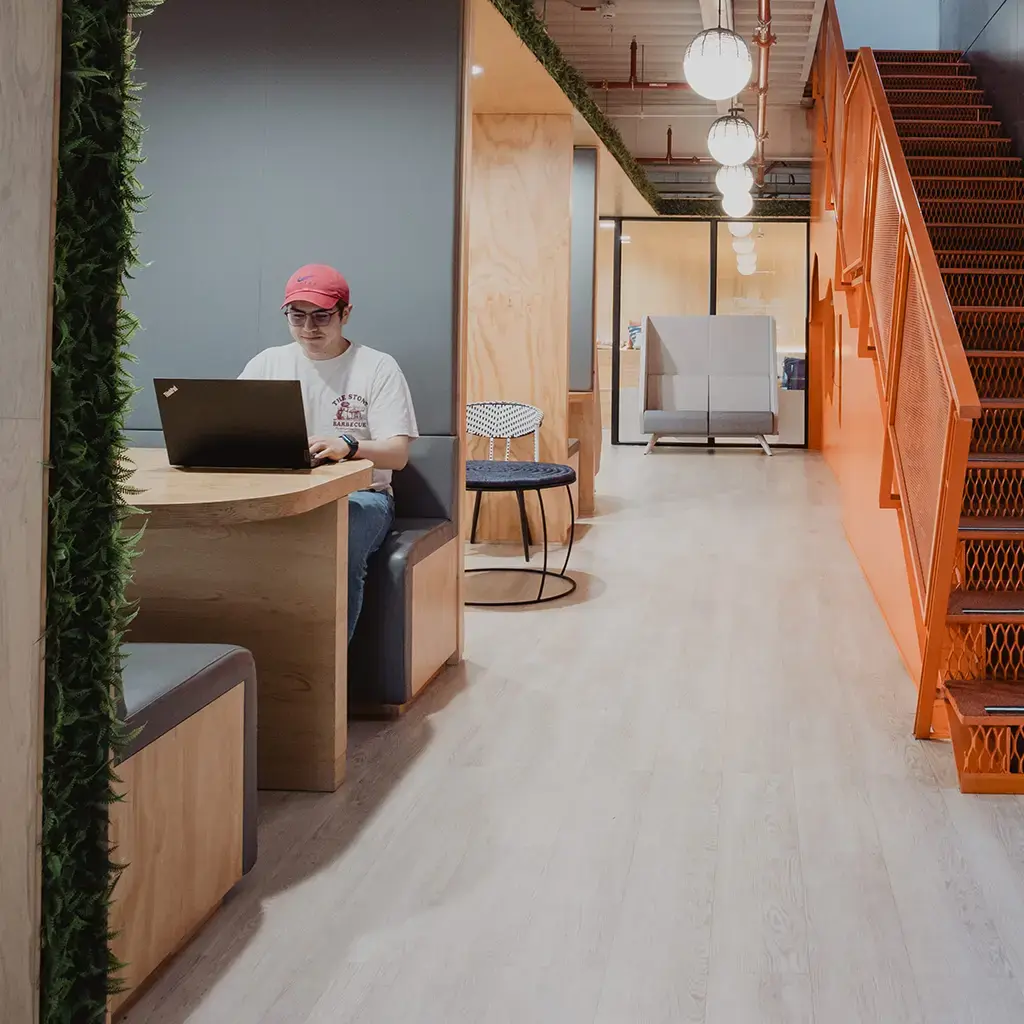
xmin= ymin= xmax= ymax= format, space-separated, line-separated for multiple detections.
xmin=815 ymin=0 xmax=981 ymax=739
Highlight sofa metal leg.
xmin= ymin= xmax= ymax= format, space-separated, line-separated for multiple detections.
xmin=645 ymin=434 xmax=658 ymax=454
xmin=757 ymin=434 xmax=774 ymax=456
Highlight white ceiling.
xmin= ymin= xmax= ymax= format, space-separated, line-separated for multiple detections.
xmin=536 ymin=0 xmax=823 ymax=148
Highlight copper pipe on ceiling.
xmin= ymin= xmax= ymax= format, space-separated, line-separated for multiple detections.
xmin=587 ymin=36 xmax=691 ymax=91
xmin=753 ymin=0 xmax=776 ymax=187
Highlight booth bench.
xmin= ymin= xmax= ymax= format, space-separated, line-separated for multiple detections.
xmin=108 ymin=643 xmax=257 ymax=1017
xmin=349 ymin=436 xmax=460 ymax=714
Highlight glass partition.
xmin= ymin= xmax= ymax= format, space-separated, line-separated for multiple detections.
xmin=715 ymin=221 xmax=808 ymax=445
xmin=612 ymin=221 xmax=712 ymax=443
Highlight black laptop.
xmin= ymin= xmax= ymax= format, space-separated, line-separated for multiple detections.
xmin=155 ymin=378 xmax=317 ymax=470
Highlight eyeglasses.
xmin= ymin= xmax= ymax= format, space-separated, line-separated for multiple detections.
xmin=284 ymin=306 xmax=340 ymax=328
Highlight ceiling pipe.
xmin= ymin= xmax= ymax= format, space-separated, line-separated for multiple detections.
xmin=753 ymin=0 xmax=776 ymax=187
xmin=587 ymin=36 xmax=691 ymax=91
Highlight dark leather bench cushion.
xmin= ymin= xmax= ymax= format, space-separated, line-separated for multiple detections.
xmin=120 ymin=643 xmax=254 ymax=754
xmin=349 ymin=517 xmax=456 ymax=708
xmin=119 ymin=643 xmax=258 ymax=872
xmin=385 ymin=517 xmax=457 ymax=571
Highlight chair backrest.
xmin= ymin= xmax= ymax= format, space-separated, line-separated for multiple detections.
xmin=466 ymin=401 xmax=543 ymax=461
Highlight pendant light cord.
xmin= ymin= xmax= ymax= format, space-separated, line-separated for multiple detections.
xmin=961 ymin=0 xmax=1010 ymax=58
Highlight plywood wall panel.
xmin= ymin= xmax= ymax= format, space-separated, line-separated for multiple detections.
xmin=467 ymin=113 xmax=573 ymax=542
xmin=0 ymin=1 xmax=61 ymax=1019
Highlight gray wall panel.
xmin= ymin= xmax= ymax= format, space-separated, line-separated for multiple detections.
xmin=127 ymin=0 xmax=464 ymax=435
xmin=569 ymin=148 xmax=597 ymax=393
xmin=941 ymin=0 xmax=1024 ymax=160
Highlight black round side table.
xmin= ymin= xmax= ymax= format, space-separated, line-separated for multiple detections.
xmin=465 ymin=460 xmax=577 ymax=606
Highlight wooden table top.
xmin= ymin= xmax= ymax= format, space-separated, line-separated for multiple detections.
xmin=125 ymin=447 xmax=374 ymax=528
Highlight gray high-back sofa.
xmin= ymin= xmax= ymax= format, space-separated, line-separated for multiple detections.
xmin=641 ymin=314 xmax=779 ymax=454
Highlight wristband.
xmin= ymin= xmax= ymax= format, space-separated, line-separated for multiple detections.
xmin=340 ymin=434 xmax=359 ymax=461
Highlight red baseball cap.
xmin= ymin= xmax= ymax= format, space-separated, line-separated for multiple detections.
xmin=282 ymin=264 xmax=351 ymax=309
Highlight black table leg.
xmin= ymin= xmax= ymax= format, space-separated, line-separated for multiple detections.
xmin=536 ymin=488 xmax=549 ymax=602
xmin=470 ymin=490 xmax=482 ymax=544
xmin=560 ymin=484 xmax=576 ymax=578
xmin=515 ymin=490 xmax=531 ymax=563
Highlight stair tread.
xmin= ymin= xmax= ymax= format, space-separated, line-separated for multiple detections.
xmin=895 ymin=120 xmax=1003 ymax=125
xmin=926 ymin=197 xmax=1024 ymax=203
xmin=948 ymin=590 xmax=1024 ymax=618
xmin=959 ymin=515 xmax=1024 ymax=535
xmin=890 ymin=103 xmax=991 ymax=108
xmin=952 ymin=307 xmax=1024 ymax=313
xmin=968 ymin=452 xmax=1024 ymax=465
xmin=945 ymin=681 xmax=1024 ymax=725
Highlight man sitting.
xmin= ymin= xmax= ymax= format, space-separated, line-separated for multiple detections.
xmin=240 ymin=264 xmax=418 ymax=640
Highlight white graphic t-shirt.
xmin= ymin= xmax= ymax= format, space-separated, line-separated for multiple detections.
xmin=239 ymin=341 xmax=418 ymax=491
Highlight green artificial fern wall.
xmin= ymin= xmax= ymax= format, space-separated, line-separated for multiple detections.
xmin=42 ymin=1 xmax=155 ymax=1020
xmin=488 ymin=0 xmax=810 ymax=219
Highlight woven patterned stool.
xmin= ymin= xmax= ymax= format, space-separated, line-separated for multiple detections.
xmin=465 ymin=460 xmax=577 ymax=606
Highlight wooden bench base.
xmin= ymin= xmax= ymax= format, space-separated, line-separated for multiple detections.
xmin=108 ymin=684 xmax=245 ymax=1017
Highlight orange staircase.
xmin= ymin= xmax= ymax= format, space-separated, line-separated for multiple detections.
xmin=869 ymin=51 xmax=1024 ymax=791
xmin=816 ymin=4 xmax=1024 ymax=793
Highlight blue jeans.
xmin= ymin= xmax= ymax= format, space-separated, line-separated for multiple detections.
xmin=348 ymin=490 xmax=395 ymax=643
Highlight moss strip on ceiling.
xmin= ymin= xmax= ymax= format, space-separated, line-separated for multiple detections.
xmin=486 ymin=0 xmax=809 ymax=220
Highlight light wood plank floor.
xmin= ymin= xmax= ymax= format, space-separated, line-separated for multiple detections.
xmin=124 ymin=444 xmax=1024 ymax=1024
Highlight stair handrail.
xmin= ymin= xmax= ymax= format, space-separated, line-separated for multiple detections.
xmin=815 ymin=0 xmax=980 ymax=738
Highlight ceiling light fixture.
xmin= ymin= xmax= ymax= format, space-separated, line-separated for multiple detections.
xmin=471 ymin=65 xmax=485 ymax=77
xmin=599 ymin=220 xmax=615 ymax=229
xmin=708 ymin=109 xmax=757 ymax=165
xmin=737 ymin=261 xmax=758 ymax=277
xmin=727 ymin=221 xmax=754 ymax=238
xmin=722 ymin=190 xmax=754 ymax=218
xmin=732 ymin=236 xmax=755 ymax=255
xmin=715 ymin=163 xmax=754 ymax=198
xmin=683 ymin=1 xmax=753 ymax=102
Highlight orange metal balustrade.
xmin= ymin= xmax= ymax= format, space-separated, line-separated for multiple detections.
xmin=810 ymin=1 xmax=1024 ymax=793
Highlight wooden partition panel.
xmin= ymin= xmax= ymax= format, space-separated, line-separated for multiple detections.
xmin=0 ymin=2 xmax=60 ymax=1018
xmin=467 ymin=113 xmax=574 ymax=542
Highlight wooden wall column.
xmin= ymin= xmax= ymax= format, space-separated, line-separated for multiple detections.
xmin=466 ymin=113 xmax=574 ymax=543
xmin=0 ymin=1 xmax=62 ymax=1019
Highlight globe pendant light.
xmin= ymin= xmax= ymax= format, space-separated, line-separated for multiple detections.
xmin=722 ymin=190 xmax=754 ymax=218
xmin=737 ymin=252 xmax=757 ymax=274
xmin=684 ymin=27 xmax=753 ymax=101
xmin=715 ymin=163 xmax=753 ymax=198
xmin=728 ymin=221 xmax=754 ymax=238
xmin=732 ymin=236 xmax=755 ymax=255
xmin=708 ymin=110 xmax=757 ymax=165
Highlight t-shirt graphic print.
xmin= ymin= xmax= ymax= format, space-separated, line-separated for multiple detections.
xmin=332 ymin=394 xmax=369 ymax=434
xmin=239 ymin=341 xmax=418 ymax=491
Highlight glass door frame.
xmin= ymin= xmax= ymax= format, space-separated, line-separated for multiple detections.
xmin=609 ymin=216 xmax=811 ymax=449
